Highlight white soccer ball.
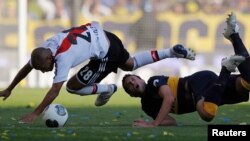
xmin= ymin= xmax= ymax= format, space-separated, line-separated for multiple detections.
xmin=42 ymin=103 xmax=68 ymax=127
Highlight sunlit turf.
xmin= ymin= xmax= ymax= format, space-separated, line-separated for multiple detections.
xmin=0 ymin=87 xmax=250 ymax=141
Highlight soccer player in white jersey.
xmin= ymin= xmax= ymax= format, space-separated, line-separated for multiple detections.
xmin=0 ymin=21 xmax=195 ymax=123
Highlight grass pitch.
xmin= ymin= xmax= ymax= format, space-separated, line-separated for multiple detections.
xmin=0 ymin=87 xmax=250 ymax=141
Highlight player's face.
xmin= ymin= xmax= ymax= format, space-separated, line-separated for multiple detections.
xmin=123 ymin=75 xmax=146 ymax=97
xmin=38 ymin=56 xmax=54 ymax=73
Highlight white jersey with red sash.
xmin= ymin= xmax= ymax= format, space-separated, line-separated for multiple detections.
xmin=30 ymin=21 xmax=109 ymax=83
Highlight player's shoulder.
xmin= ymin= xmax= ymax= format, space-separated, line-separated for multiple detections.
xmin=148 ymin=75 xmax=167 ymax=82
xmin=148 ymin=75 xmax=168 ymax=87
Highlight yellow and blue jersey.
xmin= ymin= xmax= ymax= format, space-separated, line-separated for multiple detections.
xmin=141 ymin=75 xmax=196 ymax=119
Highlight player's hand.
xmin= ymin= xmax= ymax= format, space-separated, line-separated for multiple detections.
xmin=133 ymin=118 xmax=145 ymax=123
xmin=19 ymin=113 xmax=38 ymax=124
xmin=0 ymin=89 xmax=12 ymax=101
xmin=132 ymin=119 xmax=155 ymax=128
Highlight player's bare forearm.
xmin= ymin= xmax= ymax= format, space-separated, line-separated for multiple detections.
xmin=0 ymin=62 xmax=33 ymax=101
xmin=7 ymin=62 xmax=33 ymax=91
xmin=19 ymin=86 xmax=62 ymax=124
xmin=152 ymin=86 xmax=175 ymax=126
xmin=33 ymin=82 xmax=64 ymax=115
xmin=33 ymin=91 xmax=59 ymax=115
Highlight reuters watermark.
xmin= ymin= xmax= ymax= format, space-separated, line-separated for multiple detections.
xmin=208 ymin=125 xmax=249 ymax=140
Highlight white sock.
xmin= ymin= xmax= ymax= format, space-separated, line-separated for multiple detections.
xmin=67 ymin=84 xmax=114 ymax=96
xmin=158 ymin=48 xmax=174 ymax=59
xmin=132 ymin=48 xmax=174 ymax=70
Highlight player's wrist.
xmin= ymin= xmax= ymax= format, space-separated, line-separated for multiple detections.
xmin=6 ymin=87 xmax=13 ymax=92
xmin=151 ymin=121 xmax=159 ymax=127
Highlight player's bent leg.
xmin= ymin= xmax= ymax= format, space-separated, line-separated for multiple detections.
xmin=119 ymin=57 xmax=134 ymax=71
xmin=66 ymin=74 xmax=117 ymax=106
xmin=197 ymin=62 xmax=232 ymax=122
xmin=66 ymin=75 xmax=99 ymax=95
xmin=67 ymin=82 xmax=116 ymax=97
xmin=128 ymin=45 xmax=196 ymax=71
xmin=223 ymin=12 xmax=250 ymax=83
xmin=230 ymin=33 xmax=249 ymax=57
xmin=230 ymin=34 xmax=250 ymax=83
xmin=66 ymin=75 xmax=86 ymax=93
xmin=130 ymin=48 xmax=174 ymax=70
xmin=198 ymin=95 xmax=219 ymax=122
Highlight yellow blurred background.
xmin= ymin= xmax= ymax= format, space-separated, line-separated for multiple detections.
xmin=0 ymin=0 xmax=250 ymax=88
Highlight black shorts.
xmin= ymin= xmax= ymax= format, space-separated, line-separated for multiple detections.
xmin=187 ymin=71 xmax=249 ymax=105
xmin=76 ymin=31 xmax=130 ymax=85
xmin=187 ymin=70 xmax=218 ymax=103
xmin=221 ymin=75 xmax=249 ymax=104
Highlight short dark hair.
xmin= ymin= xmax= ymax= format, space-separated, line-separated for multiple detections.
xmin=31 ymin=47 xmax=53 ymax=70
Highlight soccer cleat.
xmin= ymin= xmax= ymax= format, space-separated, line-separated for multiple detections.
xmin=95 ymin=84 xmax=117 ymax=106
xmin=221 ymin=55 xmax=245 ymax=72
xmin=223 ymin=12 xmax=240 ymax=40
xmin=171 ymin=44 xmax=196 ymax=60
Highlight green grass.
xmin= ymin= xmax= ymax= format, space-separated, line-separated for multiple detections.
xmin=0 ymin=88 xmax=250 ymax=141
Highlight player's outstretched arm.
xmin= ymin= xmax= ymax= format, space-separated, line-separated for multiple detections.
xmin=151 ymin=85 xmax=175 ymax=126
xmin=19 ymin=82 xmax=64 ymax=123
xmin=133 ymin=115 xmax=177 ymax=127
xmin=132 ymin=115 xmax=177 ymax=128
xmin=0 ymin=62 xmax=33 ymax=101
xmin=133 ymin=85 xmax=175 ymax=128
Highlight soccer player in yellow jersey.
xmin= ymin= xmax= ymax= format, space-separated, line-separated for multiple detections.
xmin=122 ymin=12 xmax=250 ymax=127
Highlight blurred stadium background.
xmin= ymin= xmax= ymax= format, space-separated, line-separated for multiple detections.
xmin=0 ymin=0 xmax=250 ymax=88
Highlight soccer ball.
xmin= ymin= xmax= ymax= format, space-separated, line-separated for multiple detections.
xmin=42 ymin=103 xmax=68 ymax=127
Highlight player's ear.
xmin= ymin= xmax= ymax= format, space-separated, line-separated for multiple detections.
xmin=47 ymin=55 xmax=53 ymax=60
xmin=46 ymin=50 xmax=53 ymax=60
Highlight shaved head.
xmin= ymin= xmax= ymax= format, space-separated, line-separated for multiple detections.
xmin=31 ymin=47 xmax=54 ymax=71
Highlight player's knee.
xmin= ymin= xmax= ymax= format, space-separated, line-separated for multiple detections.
xmin=202 ymin=102 xmax=217 ymax=121
xmin=66 ymin=83 xmax=76 ymax=94
xmin=66 ymin=86 xmax=75 ymax=94
xmin=120 ymin=57 xmax=134 ymax=71
xmin=197 ymin=99 xmax=217 ymax=122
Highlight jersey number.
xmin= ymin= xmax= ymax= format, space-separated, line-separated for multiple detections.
xmin=80 ymin=67 xmax=93 ymax=81
xmin=63 ymin=27 xmax=91 ymax=45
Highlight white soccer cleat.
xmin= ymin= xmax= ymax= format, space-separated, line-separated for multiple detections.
xmin=223 ymin=12 xmax=240 ymax=40
xmin=171 ymin=44 xmax=196 ymax=60
xmin=95 ymin=84 xmax=117 ymax=106
xmin=221 ymin=55 xmax=245 ymax=72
